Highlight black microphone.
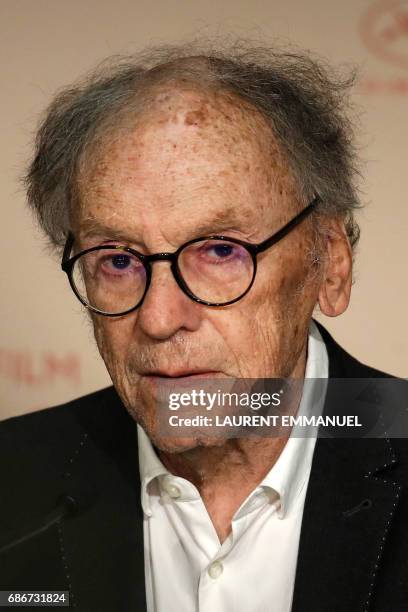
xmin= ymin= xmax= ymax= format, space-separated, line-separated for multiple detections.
xmin=0 ymin=495 xmax=78 ymax=555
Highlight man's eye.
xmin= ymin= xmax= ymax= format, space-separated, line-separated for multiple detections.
xmin=201 ymin=242 xmax=247 ymax=264
xmin=96 ymin=252 xmax=143 ymax=276
xmin=111 ymin=254 xmax=131 ymax=269
xmin=210 ymin=244 xmax=234 ymax=258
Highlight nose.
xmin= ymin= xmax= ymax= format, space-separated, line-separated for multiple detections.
xmin=136 ymin=261 xmax=202 ymax=340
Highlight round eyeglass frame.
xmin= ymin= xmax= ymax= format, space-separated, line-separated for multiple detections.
xmin=61 ymin=195 xmax=320 ymax=316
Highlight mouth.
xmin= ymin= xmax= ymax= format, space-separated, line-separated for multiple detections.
xmin=144 ymin=370 xmax=223 ymax=379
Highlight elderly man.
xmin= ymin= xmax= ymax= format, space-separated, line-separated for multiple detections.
xmin=1 ymin=43 xmax=407 ymax=612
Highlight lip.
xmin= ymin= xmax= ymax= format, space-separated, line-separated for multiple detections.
xmin=144 ymin=370 xmax=222 ymax=379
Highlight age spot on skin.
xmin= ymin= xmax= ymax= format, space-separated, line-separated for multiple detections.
xmin=184 ymin=109 xmax=208 ymax=126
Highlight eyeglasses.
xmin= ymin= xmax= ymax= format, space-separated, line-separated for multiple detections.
xmin=61 ymin=195 xmax=319 ymax=316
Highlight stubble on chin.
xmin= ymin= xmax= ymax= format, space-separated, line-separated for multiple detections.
xmin=117 ymin=376 xmax=226 ymax=454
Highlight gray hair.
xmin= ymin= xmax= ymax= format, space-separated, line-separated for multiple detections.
xmin=24 ymin=40 xmax=362 ymax=252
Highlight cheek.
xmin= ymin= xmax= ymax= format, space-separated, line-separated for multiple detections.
xmin=233 ymin=248 xmax=318 ymax=341
xmin=92 ymin=315 xmax=135 ymax=374
xmin=259 ymin=235 xmax=320 ymax=304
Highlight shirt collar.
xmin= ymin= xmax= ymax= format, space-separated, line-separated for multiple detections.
xmin=137 ymin=319 xmax=328 ymax=519
xmin=137 ymin=424 xmax=168 ymax=516
xmin=259 ymin=319 xmax=328 ymax=518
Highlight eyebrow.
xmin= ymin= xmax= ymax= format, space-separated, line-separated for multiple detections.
xmin=79 ymin=207 xmax=251 ymax=246
xmin=188 ymin=214 xmax=248 ymax=237
xmin=80 ymin=220 xmax=140 ymax=244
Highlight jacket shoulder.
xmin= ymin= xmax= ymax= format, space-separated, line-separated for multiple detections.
xmin=0 ymin=386 xmax=137 ymax=527
xmin=0 ymin=386 xmax=125 ymax=436
xmin=0 ymin=386 xmax=134 ymax=472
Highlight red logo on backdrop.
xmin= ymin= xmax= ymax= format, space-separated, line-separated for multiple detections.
xmin=0 ymin=349 xmax=81 ymax=387
xmin=360 ymin=0 xmax=408 ymax=71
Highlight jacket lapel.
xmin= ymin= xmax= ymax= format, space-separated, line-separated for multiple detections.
xmin=0 ymin=388 xmax=146 ymax=611
xmin=60 ymin=390 xmax=147 ymax=611
xmin=292 ymin=323 xmax=402 ymax=612
xmin=291 ymin=437 xmax=401 ymax=611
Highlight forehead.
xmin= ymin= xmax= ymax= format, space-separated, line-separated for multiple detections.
xmin=75 ymin=86 xmax=297 ymax=244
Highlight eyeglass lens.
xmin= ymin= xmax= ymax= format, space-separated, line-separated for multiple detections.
xmin=71 ymin=239 xmax=255 ymax=314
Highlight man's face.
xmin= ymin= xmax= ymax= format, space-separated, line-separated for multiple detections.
xmin=74 ymin=87 xmax=322 ymax=451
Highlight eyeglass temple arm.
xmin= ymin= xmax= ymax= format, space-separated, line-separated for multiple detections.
xmin=254 ymin=195 xmax=320 ymax=254
xmin=61 ymin=232 xmax=75 ymax=271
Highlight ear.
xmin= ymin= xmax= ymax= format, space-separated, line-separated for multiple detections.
xmin=317 ymin=218 xmax=353 ymax=317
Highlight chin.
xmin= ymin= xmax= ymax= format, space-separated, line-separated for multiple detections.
xmin=121 ymin=384 xmax=229 ymax=453
xmin=147 ymin=431 xmax=227 ymax=454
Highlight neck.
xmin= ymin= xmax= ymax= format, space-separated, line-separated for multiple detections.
xmin=158 ymin=346 xmax=308 ymax=543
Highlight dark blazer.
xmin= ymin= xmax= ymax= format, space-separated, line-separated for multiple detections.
xmin=0 ymin=322 xmax=407 ymax=611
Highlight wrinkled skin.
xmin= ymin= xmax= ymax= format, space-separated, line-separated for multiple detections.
xmin=73 ymin=85 xmax=352 ymax=540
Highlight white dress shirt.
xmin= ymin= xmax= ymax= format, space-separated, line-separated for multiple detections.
xmin=137 ymin=320 xmax=328 ymax=612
